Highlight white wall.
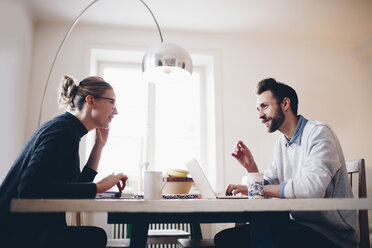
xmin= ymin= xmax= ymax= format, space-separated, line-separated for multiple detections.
xmin=0 ymin=0 xmax=32 ymax=181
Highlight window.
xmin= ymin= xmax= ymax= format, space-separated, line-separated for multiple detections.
xmin=86 ymin=48 xmax=219 ymax=192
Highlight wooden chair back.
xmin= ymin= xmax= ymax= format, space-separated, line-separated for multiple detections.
xmin=346 ymin=159 xmax=370 ymax=248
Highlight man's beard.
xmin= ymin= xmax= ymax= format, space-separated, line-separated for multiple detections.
xmin=263 ymin=107 xmax=285 ymax=133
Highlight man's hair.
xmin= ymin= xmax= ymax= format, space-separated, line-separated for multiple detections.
xmin=256 ymin=78 xmax=298 ymax=115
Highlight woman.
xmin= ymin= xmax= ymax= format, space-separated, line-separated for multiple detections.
xmin=0 ymin=76 xmax=127 ymax=248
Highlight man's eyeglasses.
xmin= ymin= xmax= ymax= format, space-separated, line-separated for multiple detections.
xmin=93 ymin=96 xmax=117 ymax=109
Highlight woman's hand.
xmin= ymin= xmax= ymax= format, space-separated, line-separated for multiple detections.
xmin=231 ymin=141 xmax=258 ymax=173
xmin=96 ymin=173 xmax=128 ymax=193
xmin=225 ymin=184 xmax=248 ymax=196
xmin=86 ymin=128 xmax=110 ymax=172
xmin=95 ymin=128 xmax=109 ymax=148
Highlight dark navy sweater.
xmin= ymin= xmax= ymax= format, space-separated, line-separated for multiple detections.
xmin=0 ymin=112 xmax=97 ymax=235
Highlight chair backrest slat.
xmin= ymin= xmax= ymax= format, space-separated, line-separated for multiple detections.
xmin=346 ymin=159 xmax=369 ymax=248
xmin=346 ymin=160 xmax=359 ymax=173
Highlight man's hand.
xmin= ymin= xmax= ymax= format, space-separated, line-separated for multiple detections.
xmin=263 ymin=185 xmax=280 ymax=198
xmin=96 ymin=173 xmax=128 ymax=193
xmin=231 ymin=141 xmax=259 ymax=172
xmin=95 ymin=128 xmax=109 ymax=148
xmin=225 ymin=184 xmax=248 ymax=196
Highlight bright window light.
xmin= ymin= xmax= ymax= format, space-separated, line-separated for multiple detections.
xmin=154 ymin=73 xmax=201 ymax=173
xmin=98 ymin=66 xmax=147 ymax=177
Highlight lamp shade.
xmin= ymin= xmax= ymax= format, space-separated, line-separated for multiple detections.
xmin=142 ymin=42 xmax=193 ymax=83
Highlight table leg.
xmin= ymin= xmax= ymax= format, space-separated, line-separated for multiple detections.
xmin=190 ymin=223 xmax=202 ymax=239
xmin=129 ymin=222 xmax=149 ymax=248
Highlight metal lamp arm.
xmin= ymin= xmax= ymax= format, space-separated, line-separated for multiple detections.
xmin=37 ymin=0 xmax=163 ymax=127
xmin=139 ymin=0 xmax=163 ymax=42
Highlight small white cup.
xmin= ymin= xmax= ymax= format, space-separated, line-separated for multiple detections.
xmin=246 ymin=173 xmax=264 ymax=199
xmin=144 ymin=171 xmax=166 ymax=200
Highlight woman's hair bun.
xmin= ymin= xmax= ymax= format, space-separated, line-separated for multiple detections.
xmin=58 ymin=75 xmax=78 ymax=108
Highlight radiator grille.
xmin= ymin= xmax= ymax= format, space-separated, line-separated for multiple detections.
xmin=112 ymin=223 xmax=128 ymax=239
xmin=112 ymin=223 xmax=191 ymax=248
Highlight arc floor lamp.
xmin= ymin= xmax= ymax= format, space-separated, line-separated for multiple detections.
xmin=38 ymin=0 xmax=193 ymax=127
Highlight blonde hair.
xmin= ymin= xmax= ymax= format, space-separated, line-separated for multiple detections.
xmin=58 ymin=75 xmax=113 ymax=110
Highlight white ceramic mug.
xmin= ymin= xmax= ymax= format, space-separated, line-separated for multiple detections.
xmin=246 ymin=173 xmax=264 ymax=199
xmin=144 ymin=171 xmax=167 ymax=200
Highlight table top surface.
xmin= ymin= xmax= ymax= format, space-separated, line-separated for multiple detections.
xmin=10 ymin=197 xmax=372 ymax=213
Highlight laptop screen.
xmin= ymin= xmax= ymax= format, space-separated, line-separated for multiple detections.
xmin=186 ymin=158 xmax=249 ymax=199
xmin=186 ymin=158 xmax=218 ymax=199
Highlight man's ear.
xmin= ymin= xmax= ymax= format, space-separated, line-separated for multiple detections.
xmin=85 ymin=95 xmax=95 ymax=109
xmin=282 ymin=97 xmax=291 ymax=112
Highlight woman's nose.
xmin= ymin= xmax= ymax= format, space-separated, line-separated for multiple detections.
xmin=113 ymin=107 xmax=118 ymax=115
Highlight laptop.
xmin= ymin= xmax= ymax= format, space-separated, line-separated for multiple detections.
xmin=186 ymin=158 xmax=248 ymax=199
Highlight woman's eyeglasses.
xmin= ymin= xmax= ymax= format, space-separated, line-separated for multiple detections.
xmin=93 ymin=96 xmax=117 ymax=109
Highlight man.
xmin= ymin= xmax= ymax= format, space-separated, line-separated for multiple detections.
xmin=214 ymin=78 xmax=359 ymax=248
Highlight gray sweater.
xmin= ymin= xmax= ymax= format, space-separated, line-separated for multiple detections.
xmin=264 ymin=117 xmax=359 ymax=248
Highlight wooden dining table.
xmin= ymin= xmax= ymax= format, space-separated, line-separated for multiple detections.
xmin=11 ymin=197 xmax=372 ymax=248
